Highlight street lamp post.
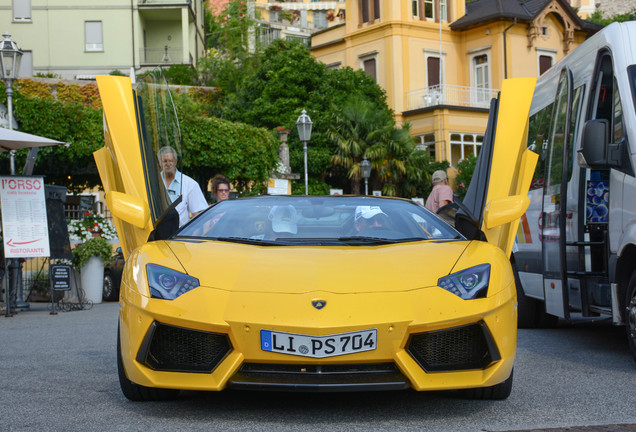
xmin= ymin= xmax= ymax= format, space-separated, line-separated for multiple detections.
xmin=360 ymin=157 xmax=371 ymax=195
xmin=0 ymin=33 xmax=24 ymax=314
xmin=296 ymin=109 xmax=312 ymax=195
xmin=0 ymin=32 xmax=23 ymax=175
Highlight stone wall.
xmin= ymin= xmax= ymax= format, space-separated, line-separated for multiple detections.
xmin=595 ymin=0 xmax=634 ymax=17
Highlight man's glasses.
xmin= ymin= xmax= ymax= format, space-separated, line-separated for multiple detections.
xmin=218 ymin=189 xmax=230 ymax=193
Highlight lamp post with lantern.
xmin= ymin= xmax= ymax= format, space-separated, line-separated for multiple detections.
xmin=0 ymin=32 xmax=25 ymax=314
xmin=360 ymin=157 xmax=371 ymax=195
xmin=0 ymin=32 xmax=23 ymax=175
xmin=296 ymin=109 xmax=312 ymax=195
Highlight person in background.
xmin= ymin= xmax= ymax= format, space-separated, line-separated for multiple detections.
xmin=158 ymin=145 xmax=208 ymax=227
xmin=425 ymin=170 xmax=454 ymax=213
xmin=211 ymin=174 xmax=231 ymax=203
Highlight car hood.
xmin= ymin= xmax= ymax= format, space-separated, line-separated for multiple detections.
xmin=164 ymin=239 xmax=470 ymax=294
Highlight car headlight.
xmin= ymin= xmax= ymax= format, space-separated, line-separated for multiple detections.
xmin=438 ymin=264 xmax=490 ymax=300
xmin=146 ymin=264 xmax=199 ymax=300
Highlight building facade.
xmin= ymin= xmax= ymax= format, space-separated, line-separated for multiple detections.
xmin=1 ymin=0 xmax=206 ymax=79
xmin=310 ymin=0 xmax=600 ymax=168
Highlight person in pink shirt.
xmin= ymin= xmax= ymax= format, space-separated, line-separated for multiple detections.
xmin=425 ymin=170 xmax=454 ymax=213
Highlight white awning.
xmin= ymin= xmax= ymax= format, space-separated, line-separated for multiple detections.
xmin=0 ymin=127 xmax=68 ymax=152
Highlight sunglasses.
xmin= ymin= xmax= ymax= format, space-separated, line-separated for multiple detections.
xmin=218 ymin=189 xmax=230 ymax=193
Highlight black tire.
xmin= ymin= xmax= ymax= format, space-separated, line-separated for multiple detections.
xmin=457 ymin=368 xmax=514 ymax=400
xmin=117 ymin=325 xmax=180 ymax=401
xmin=103 ymin=271 xmax=117 ymax=302
xmin=625 ymin=271 xmax=636 ymax=364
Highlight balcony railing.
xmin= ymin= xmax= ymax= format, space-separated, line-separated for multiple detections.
xmin=141 ymin=46 xmax=187 ymax=65
xmin=264 ymin=1 xmax=343 ymax=11
xmin=406 ymin=84 xmax=499 ymax=110
xmin=139 ymin=0 xmax=190 ymax=4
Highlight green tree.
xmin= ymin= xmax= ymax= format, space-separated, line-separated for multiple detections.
xmin=328 ymin=98 xmax=393 ymax=194
xmin=587 ymin=8 xmax=636 ymax=26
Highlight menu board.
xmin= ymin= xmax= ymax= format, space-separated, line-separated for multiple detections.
xmin=0 ymin=176 xmax=50 ymax=258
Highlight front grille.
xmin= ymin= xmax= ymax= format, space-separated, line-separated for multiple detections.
xmin=407 ymin=322 xmax=500 ymax=372
xmin=229 ymin=362 xmax=410 ymax=392
xmin=136 ymin=322 xmax=231 ymax=373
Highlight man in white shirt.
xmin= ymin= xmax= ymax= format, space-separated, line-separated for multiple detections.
xmin=158 ymin=146 xmax=208 ymax=227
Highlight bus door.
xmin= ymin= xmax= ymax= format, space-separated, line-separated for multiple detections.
xmin=541 ymin=67 xmax=574 ymax=319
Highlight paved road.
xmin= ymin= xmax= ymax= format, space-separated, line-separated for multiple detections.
xmin=1 ymin=301 xmax=635 ymax=432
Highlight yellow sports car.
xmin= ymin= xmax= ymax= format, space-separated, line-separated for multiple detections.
xmin=94 ymin=70 xmax=537 ymax=401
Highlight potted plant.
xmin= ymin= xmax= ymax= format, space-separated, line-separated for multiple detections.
xmin=69 ymin=214 xmax=117 ymax=304
xmin=72 ymin=236 xmax=113 ymax=304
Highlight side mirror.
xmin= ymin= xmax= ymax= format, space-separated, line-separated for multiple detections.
xmin=483 ymin=195 xmax=530 ymax=230
xmin=105 ymin=191 xmax=151 ymax=229
xmin=578 ymin=119 xmax=609 ymax=168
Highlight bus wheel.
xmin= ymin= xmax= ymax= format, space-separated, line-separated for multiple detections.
xmin=626 ymin=271 xmax=636 ymax=363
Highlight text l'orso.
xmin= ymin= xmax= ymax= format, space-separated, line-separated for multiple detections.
xmin=1 ymin=178 xmax=43 ymax=191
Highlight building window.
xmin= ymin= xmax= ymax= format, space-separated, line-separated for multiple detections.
xmin=416 ymin=133 xmax=436 ymax=159
xmin=359 ymin=0 xmax=380 ymax=25
xmin=418 ymin=0 xmax=446 ymax=21
xmin=85 ymin=21 xmax=104 ymax=52
xmin=13 ymin=0 xmax=31 ymax=21
xmin=424 ymin=0 xmax=434 ymax=18
xmin=537 ymin=50 xmax=556 ymax=76
xmin=450 ymin=133 xmax=483 ymax=166
xmin=313 ymin=11 xmax=328 ymax=29
xmin=471 ymin=52 xmax=490 ymax=103
xmin=412 ymin=0 xmax=419 ymax=18
xmin=427 ymin=56 xmax=441 ymax=87
xmin=361 ymin=56 xmax=377 ymax=82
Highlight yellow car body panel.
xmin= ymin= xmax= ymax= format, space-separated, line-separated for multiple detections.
xmin=117 ymin=238 xmax=516 ymax=392
xmin=95 ymin=76 xmax=155 ymax=258
xmin=481 ymin=78 xmax=538 ymax=257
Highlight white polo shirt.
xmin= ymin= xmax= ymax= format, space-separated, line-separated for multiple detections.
xmin=164 ymin=170 xmax=208 ymax=226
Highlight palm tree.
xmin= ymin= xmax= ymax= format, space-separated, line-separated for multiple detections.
xmin=328 ymin=98 xmax=392 ymax=194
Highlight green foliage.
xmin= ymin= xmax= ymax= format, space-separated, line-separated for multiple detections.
xmin=163 ymin=65 xmax=200 ymax=86
xmin=72 ymin=237 xmax=112 ymax=270
xmin=34 ymin=72 xmax=61 ymax=79
xmin=109 ymin=70 xmax=127 ymax=76
xmin=587 ymin=8 xmax=636 ymax=26
xmin=2 ymin=96 xmax=105 ymax=192
xmin=454 ymin=154 xmax=477 ymax=201
xmin=217 ymin=39 xmax=404 ymax=194
xmin=175 ymin=100 xmax=279 ymax=193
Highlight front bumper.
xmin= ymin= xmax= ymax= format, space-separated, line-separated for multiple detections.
xmin=119 ymin=281 xmax=517 ymax=392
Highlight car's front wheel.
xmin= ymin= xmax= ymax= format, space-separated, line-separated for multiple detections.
xmin=117 ymin=325 xmax=180 ymax=401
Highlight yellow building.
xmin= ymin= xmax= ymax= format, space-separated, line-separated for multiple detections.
xmin=310 ymin=0 xmax=600 ymax=167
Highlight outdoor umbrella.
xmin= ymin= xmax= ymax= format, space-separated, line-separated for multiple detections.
xmin=0 ymin=127 xmax=67 ymax=152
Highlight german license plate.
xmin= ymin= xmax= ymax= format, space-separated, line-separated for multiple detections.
xmin=260 ymin=329 xmax=377 ymax=358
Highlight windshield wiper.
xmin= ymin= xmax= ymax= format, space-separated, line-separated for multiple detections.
xmin=214 ymin=236 xmax=281 ymax=246
xmin=336 ymin=236 xmax=404 ymax=245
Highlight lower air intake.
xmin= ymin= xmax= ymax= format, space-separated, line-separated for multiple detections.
xmin=407 ymin=321 xmax=500 ymax=372
xmin=137 ymin=322 xmax=231 ymax=373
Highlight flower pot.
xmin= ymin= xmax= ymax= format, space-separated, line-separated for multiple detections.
xmin=80 ymin=256 xmax=104 ymax=304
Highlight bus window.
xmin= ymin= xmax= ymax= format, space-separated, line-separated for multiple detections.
xmin=613 ymin=77 xmax=624 ymax=142
xmin=568 ymin=86 xmax=584 ymax=181
xmin=527 ymin=103 xmax=553 ymax=190
xmin=592 ymin=54 xmax=613 ymax=122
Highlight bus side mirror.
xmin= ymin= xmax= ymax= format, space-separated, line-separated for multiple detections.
xmin=578 ymin=119 xmax=609 ymax=168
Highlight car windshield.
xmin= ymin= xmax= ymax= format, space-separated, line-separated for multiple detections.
xmin=177 ymin=196 xmax=462 ymax=245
